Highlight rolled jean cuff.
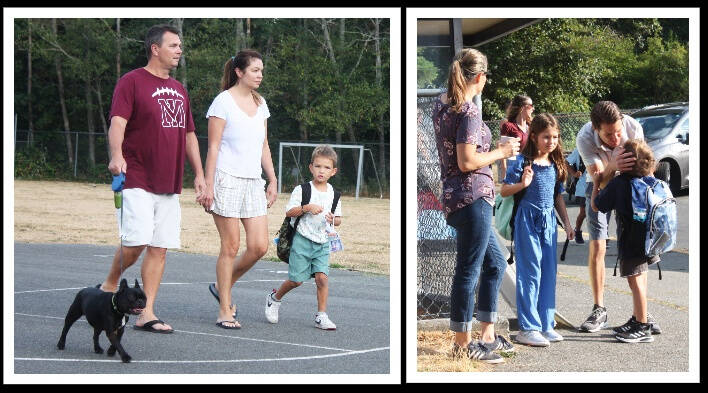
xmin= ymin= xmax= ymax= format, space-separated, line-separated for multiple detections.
xmin=449 ymin=320 xmax=475 ymax=332
xmin=475 ymin=310 xmax=497 ymax=324
xmin=450 ymin=312 xmax=498 ymax=332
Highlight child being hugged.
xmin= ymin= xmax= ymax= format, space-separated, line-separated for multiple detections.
xmin=265 ymin=145 xmax=342 ymax=330
xmin=592 ymin=139 xmax=660 ymax=343
xmin=500 ymin=113 xmax=574 ymax=347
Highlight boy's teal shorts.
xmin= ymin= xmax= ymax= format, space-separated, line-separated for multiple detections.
xmin=288 ymin=231 xmax=330 ymax=283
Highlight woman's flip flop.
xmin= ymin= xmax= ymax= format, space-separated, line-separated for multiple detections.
xmin=134 ymin=319 xmax=174 ymax=334
xmin=208 ymin=283 xmax=238 ymax=319
xmin=215 ymin=320 xmax=241 ymax=330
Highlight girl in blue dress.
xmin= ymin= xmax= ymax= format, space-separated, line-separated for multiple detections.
xmin=500 ymin=113 xmax=574 ymax=347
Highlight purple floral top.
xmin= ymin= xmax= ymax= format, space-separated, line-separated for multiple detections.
xmin=432 ymin=96 xmax=495 ymax=218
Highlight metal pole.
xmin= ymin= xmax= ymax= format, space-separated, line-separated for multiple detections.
xmin=278 ymin=143 xmax=283 ymax=194
xmin=74 ymin=132 xmax=78 ymax=177
xmin=356 ymin=146 xmax=364 ymax=199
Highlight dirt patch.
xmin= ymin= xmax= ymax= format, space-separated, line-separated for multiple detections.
xmin=13 ymin=180 xmax=390 ymax=276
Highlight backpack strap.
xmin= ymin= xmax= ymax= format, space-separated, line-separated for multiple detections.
xmin=331 ymin=188 xmax=341 ymax=214
xmin=292 ymin=182 xmax=312 ymax=231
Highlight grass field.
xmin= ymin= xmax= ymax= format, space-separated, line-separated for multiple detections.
xmin=13 ymin=180 xmax=390 ymax=276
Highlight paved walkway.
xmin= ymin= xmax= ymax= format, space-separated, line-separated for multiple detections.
xmin=13 ymin=243 xmax=390 ymax=375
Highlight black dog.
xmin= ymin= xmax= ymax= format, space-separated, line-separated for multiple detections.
xmin=57 ymin=278 xmax=146 ymax=363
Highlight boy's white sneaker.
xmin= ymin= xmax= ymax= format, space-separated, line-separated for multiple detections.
xmin=265 ymin=290 xmax=281 ymax=324
xmin=314 ymin=312 xmax=337 ymax=330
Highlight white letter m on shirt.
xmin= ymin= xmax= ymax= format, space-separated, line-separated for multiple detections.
xmin=158 ymin=99 xmax=185 ymax=128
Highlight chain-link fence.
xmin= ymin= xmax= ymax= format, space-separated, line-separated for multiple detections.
xmin=416 ymin=91 xmax=637 ymax=320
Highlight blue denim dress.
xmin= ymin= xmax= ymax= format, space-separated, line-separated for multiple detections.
xmin=504 ymin=156 xmax=560 ymax=332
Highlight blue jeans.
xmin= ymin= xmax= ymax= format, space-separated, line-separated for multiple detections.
xmin=446 ymin=198 xmax=507 ymax=332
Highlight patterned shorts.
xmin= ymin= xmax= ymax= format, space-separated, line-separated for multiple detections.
xmin=210 ymin=169 xmax=267 ymax=218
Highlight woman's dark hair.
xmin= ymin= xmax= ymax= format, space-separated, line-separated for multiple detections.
xmin=521 ymin=113 xmax=568 ymax=184
xmin=623 ymin=139 xmax=656 ymax=177
xmin=145 ymin=24 xmax=180 ymax=60
xmin=221 ymin=49 xmax=263 ymax=105
xmin=506 ymin=94 xmax=533 ymax=122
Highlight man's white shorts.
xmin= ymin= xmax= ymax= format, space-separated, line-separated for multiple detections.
xmin=116 ymin=188 xmax=181 ymax=249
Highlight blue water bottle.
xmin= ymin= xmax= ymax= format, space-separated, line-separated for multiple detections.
xmin=112 ymin=172 xmax=126 ymax=209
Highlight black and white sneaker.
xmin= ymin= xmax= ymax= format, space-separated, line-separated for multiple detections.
xmin=614 ymin=314 xmax=661 ymax=335
xmin=452 ymin=341 xmax=504 ymax=364
xmin=615 ymin=322 xmax=654 ymax=343
xmin=647 ymin=313 xmax=662 ymax=334
xmin=613 ymin=315 xmax=637 ymax=334
xmin=482 ymin=335 xmax=515 ymax=354
xmin=579 ymin=304 xmax=608 ymax=332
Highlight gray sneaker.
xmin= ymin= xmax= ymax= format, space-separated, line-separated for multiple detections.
xmin=452 ymin=341 xmax=504 ymax=364
xmin=579 ymin=304 xmax=608 ymax=332
xmin=515 ymin=330 xmax=550 ymax=347
xmin=647 ymin=313 xmax=662 ymax=334
xmin=482 ymin=335 xmax=515 ymax=354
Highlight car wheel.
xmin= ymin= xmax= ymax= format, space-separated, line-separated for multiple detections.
xmin=655 ymin=161 xmax=670 ymax=184
xmin=669 ymin=164 xmax=682 ymax=195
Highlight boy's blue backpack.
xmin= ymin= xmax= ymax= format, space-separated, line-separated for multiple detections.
xmin=630 ymin=176 xmax=678 ymax=259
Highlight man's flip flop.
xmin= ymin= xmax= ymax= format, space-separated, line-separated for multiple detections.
xmin=208 ymin=283 xmax=238 ymax=319
xmin=134 ymin=319 xmax=174 ymax=334
xmin=215 ymin=320 xmax=241 ymax=330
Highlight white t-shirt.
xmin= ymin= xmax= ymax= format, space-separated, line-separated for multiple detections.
xmin=285 ymin=182 xmax=343 ymax=244
xmin=575 ymin=114 xmax=643 ymax=183
xmin=206 ymin=90 xmax=271 ymax=178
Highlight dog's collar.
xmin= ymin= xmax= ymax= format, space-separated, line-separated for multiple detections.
xmin=111 ymin=294 xmax=121 ymax=314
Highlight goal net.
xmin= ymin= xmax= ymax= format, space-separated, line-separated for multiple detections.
xmin=277 ymin=142 xmax=383 ymax=199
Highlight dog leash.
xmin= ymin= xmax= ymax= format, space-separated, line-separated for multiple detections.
xmin=112 ymin=172 xmax=126 ymax=279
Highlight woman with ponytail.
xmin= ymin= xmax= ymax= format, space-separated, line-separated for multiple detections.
xmin=200 ymin=49 xmax=277 ymax=329
xmin=432 ymin=48 xmax=520 ymax=364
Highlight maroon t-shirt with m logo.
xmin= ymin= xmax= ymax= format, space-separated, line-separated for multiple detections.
xmin=109 ymin=68 xmax=195 ymax=194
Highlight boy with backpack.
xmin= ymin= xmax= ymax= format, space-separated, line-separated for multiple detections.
xmin=266 ymin=145 xmax=342 ymax=330
xmin=592 ymin=139 xmax=674 ymax=343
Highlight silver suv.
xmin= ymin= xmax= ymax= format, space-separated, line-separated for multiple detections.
xmin=630 ymin=102 xmax=689 ymax=194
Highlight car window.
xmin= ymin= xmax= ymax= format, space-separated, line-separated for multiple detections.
xmin=679 ymin=116 xmax=689 ymax=135
xmin=633 ymin=113 xmax=682 ymax=141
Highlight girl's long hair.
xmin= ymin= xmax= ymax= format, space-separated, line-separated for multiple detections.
xmin=221 ymin=49 xmax=263 ymax=106
xmin=445 ymin=48 xmax=487 ymax=113
xmin=521 ymin=113 xmax=568 ymax=184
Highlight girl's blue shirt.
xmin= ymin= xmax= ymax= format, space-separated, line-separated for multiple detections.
xmin=503 ymin=153 xmax=564 ymax=210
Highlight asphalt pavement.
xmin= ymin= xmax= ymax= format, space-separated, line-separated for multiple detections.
xmin=417 ymin=190 xmax=691 ymax=373
xmin=13 ymin=243 xmax=390 ymax=374
xmin=493 ymin=191 xmax=690 ymax=372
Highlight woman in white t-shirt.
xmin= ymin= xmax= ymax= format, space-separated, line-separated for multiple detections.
xmin=201 ymin=49 xmax=277 ymax=329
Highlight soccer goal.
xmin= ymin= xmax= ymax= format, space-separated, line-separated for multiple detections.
xmin=278 ymin=142 xmax=383 ymax=199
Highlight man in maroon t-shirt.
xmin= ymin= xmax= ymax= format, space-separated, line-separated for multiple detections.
xmin=98 ymin=25 xmax=206 ymax=334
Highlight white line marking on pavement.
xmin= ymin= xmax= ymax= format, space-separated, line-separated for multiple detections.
xmin=15 ymin=313 xmax=363 ymax=352
xmin=15 ymin=347 xmax=390 ymax=364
